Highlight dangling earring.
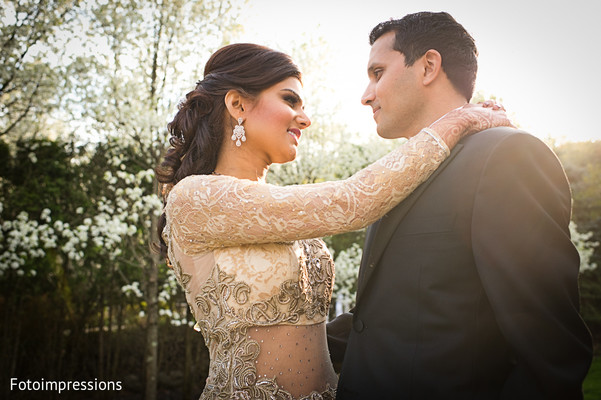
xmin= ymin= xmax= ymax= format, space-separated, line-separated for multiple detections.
xmin=231 ymin=117 xmax=246 ymax=147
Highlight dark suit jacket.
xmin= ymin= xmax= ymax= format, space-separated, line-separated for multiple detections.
xmin=327 ymin=128 xmax=593 ymax=400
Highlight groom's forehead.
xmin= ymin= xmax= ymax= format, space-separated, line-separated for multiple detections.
xmin=368 ymin=33 xmax=402 ymax=64
xmin=370 ymin=32 xmax=398 ymax=55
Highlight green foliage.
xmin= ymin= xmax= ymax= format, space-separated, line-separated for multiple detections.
xmin=555 ymin=142 xmax=601 ymax=229
xmin=584 ymin=357 xmax=601 ymax=400
xmin=330 ymin=243 xmax=362 ymax=317
xmin=555 ymin=141 xmax=601 ymax=346
xmin=2 ymin=138 xmax=89 ymax=219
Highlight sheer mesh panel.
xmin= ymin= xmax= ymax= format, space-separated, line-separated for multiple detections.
xmin=249 ymin=324 xmax=337 ymax=397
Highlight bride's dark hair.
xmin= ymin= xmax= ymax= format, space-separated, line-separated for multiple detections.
xmin=155 ymin=43 xmax=302 ymax=258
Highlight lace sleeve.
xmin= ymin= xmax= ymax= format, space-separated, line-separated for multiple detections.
xmin=165 ymin=129 xmax=449 ymax=254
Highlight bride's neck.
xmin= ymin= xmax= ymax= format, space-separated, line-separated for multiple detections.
xmin=214 ymin=148 xmax=269 ymax=182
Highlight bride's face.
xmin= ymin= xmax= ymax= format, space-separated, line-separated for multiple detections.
xmin=243 ymin=77 xmax=311 ymax=164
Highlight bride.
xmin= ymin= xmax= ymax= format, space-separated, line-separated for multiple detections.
xmin=156 ymin=43 xmax=510 ymax=399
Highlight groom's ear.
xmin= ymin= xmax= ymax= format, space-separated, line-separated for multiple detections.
xmin=421 ymin=49 xmax=443 ymax=86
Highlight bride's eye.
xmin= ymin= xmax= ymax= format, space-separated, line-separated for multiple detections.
xmin=284 ymin=95 xmax=299 ymax=106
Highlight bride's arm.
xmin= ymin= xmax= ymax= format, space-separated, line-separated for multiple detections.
xmin=166 ymin=105 xmax=511 ymax=253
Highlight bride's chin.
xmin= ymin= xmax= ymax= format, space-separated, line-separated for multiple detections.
xmin=280 ymin=149 xmax=297 ymax=164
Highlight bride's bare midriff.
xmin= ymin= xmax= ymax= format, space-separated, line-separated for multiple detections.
xmin=247 ymin=321 xmax=337 ymax=396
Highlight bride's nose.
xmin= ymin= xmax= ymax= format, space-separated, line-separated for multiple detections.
xmin=298 ymin=110 xmax=311 ymax=128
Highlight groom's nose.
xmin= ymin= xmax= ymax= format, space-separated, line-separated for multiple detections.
xmin=361 ymin=84 xmax=375 ymax=106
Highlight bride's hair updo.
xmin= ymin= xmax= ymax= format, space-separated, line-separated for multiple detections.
xmin=155 ymin=43 xmax=302 ymax=258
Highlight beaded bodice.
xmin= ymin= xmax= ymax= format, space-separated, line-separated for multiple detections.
xmin=162 ymin=130 xmax=450 ymax=399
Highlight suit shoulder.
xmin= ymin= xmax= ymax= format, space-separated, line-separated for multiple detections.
xmin=462 ymin=127 xmax=551 ymax=154
xmin=467 ymin=128 xmax=568 ymax=187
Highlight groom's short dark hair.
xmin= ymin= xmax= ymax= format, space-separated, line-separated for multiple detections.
xmin=370 ymin=12 xmax=478 ymax=101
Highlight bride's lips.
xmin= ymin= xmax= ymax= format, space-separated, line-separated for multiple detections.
xmin=288 ymin=128 xmax=301 ymax=143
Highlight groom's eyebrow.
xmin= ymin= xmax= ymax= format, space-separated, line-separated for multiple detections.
xmin=367 ymin=63 xmax=381 ymax=76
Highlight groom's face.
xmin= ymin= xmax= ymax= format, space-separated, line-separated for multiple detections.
xmin=362 ymin=32 xmax=425 ymax=139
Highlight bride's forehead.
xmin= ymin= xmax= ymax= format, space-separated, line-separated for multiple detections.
xmin=260 ymin=78 xmax=304 ymax=98
xmin=270 ymin=77 xmax=303 ymax=91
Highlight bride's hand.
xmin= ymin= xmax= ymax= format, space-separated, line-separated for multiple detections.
xmin=429 ymin=100 xmax=515 ymax=149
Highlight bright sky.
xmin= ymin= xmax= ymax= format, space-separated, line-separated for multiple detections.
xmin=239 ymin=0 xmax=601 ymax=143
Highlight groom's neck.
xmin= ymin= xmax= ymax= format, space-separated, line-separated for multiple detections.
xmin=422 ymin=90 xmax=469 ymax=129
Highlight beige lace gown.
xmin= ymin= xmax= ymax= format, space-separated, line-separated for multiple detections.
xmin=162 ymin=130 xmax=450 ymax=399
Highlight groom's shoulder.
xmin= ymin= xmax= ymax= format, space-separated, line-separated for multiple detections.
xmin=467 ymin=126 xmax=528 ymax=142
xmin=458 ymin=127 xmax=561 ymax=172
xmin=462 ymin=127 xmax=547 ymax=151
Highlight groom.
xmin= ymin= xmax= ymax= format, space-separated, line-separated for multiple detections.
xmin=327 ymin=11 xmax=592 ymax=399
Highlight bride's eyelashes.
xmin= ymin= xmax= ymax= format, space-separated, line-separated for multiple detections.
xmin=283 ymin=94 xmax=300 ymax=107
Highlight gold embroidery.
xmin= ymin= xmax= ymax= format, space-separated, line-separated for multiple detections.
xmin=172 ymin=259 xmax=192 ymax=293
xmin=192 ymin=239 xmax=335 ymax=399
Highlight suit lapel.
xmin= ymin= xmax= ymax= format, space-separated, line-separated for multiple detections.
xmin=357 ymin=219 xmax=381 ymax=284
xmin=356 ymin=143 xmax=464 ymax=302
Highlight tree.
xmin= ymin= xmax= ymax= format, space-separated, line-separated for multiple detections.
xmin=555 ymin=141 xmax=601 ymax=345
xmin=1 ymin=0 xmax=244 ymax=398
xmin=71 ymin=1 xmax=243 ymax=397
xmin=0 ymin=0 xmax=81 ymax=139
xmin=0 ymin=137 xmax=139 ymax=393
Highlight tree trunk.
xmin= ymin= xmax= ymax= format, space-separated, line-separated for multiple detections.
xmin=98 ymin=292 xmax=105 ymax=381
xmin=144 ymin=258 xmax=159 ymax=400
xmin=112 ymin=304 xmax=123 ymax=378
xmin=144 ymin=171 xmax=164 ymax=400
xmin=183 ymin=308 xmax=192 ymax=400
xmin=106 ymin=300 xmax=113 ymax=380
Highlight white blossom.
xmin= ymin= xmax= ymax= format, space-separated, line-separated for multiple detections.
xmin=571 ymin=221 xmax=599 ymax=272
xmin=122 ymin=281 xmax=143 ymax=298
xmin=332 ymin=243 xmax=362 ymax=314
xmin=41 ymin=208 xmax=51 ymax=222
